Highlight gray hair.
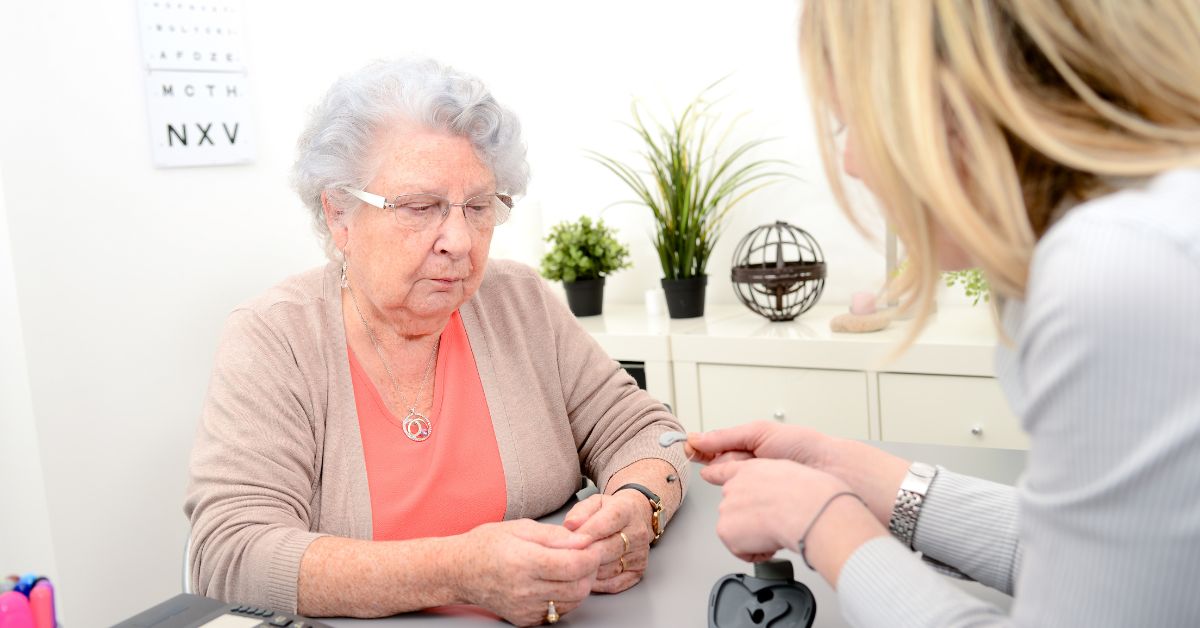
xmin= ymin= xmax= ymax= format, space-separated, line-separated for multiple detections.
xmin=291 ymin=57 xmax=530 ymax=257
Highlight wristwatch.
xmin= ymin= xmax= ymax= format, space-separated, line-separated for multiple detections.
xmin=888 ymin=462 xmax=938 ymax=550
xmin=614 ymin=483 xmax=664 ymax=543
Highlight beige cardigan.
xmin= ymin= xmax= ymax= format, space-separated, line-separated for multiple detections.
xmin=184 ymin=260 xmax=688 ymax=612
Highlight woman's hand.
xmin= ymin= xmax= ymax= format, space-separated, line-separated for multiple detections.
xmin=687 ymin=420 xmax=911 ymax=525
xmin=702 ymin=458 xmax=887 ymax=582
xmin=456 ymin=519 xmax=601 ymax=627
xmin=562 ymin=491 xmax=655 ymax=594
xmin=685 ymin=420 xmax=835 ymax=467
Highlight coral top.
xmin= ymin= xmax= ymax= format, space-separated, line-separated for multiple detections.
xmin=348 ymin=310 xmax=507 ymax=541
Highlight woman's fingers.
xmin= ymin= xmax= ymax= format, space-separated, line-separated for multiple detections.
xmin=509 ymin=549 xmax=595 ymax=625
xmin=586 ymin=529 xmax=630 ymax=565
xmin=592 ymin=520 xmax=651 ymax=593
xmin=573 ymin=493 xmax=645 ymax=541
xmin=528 ymin=543 xmax=601 ymax=583
xmin=562 ymin=493 xmax=604 ymax=532
xmin=509 ymin=518 xmax=592 ymax=550
xmin=537 ymin=576 xmax=594 ymax=604
xmin=687 ymin=422 xmax=771 ymax=456
xmin=597 ymin=546 xmax=649 ymax=579
xmin=473 ymin=520 xmax=605 ymax=627
xmin=507 ymin=580 xmax=590 ymax=627
xmin=591 ymin=569 xmax=644 ymax=594
xmin=685 ymin=444 xmax=749 ymax=466
xmin=709 ymin=450 xmax=755 ymax=465
xmin=701 ymin=460 xmax=748 ymax=485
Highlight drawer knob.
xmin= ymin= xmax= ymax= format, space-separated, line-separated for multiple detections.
xmin=970 ymin=424 xmax=984 ymax=437
xmin=772 ymin=411 xmax=786 ymax=422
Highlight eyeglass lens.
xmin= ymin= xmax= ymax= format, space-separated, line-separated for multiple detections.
xmin=389 ymin=193 xmax=512 ymax=229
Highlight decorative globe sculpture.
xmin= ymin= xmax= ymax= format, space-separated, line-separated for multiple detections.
xmin=730 ymin=221 xmax=826 ymax=321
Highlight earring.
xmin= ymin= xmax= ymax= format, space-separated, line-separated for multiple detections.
xmin=340 ymin=259 xmax=349 ymax=288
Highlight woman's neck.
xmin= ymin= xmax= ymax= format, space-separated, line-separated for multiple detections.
xmin=342 ymin=287 xmax=448 ymax=355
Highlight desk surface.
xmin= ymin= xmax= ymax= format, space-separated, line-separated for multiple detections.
xmin=329 ymin=441 xmax=1025 ymax=628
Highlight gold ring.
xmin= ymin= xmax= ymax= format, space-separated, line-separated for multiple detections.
xmin=619 ymin=531 xmax=630 ymax=553
xmin=618 ymin=556 xmax=626 ymax=574
xmin=546 ymin=600 xmax=559 ymax=624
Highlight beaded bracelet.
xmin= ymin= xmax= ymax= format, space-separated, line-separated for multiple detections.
xmin=796 ymin=491 xmax=868 ymax=570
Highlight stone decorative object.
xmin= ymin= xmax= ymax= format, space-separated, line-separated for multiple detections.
xmin=830 ymin=310 xmax=893 ymax=333
xmin=831 ymin=289 xmax=893 ymax=333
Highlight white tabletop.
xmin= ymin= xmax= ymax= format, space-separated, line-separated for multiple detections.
xmin=328 ymin=441 xmax=1025 ymax=628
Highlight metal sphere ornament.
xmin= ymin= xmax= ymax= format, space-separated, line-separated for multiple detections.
xmin=730 ymin=221 xmax=826 ymax=321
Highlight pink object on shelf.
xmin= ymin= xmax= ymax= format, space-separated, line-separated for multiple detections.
xmin=850 ymin=291 xmax=877 ymax=315
xmin=0 ymin=591 xmax=34 ymax=628
xmin=28 ymin=582 xmax=53 ymax=628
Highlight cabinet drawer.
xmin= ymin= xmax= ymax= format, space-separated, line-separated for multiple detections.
xmin=879 ymin=373 xmax=1027 ymax=449
xmin=698 ymin=365 xmax=869 ymax=438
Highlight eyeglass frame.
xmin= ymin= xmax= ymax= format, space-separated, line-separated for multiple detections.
xmin=340 ymin=187 xmax=515 ymax=229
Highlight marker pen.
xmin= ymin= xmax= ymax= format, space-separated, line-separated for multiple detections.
xmin=11 ymin=576 xmax=36 ymax=599
xmin=0 ymin=590 xmax=34 ymax=628
xmin=28 ymin=582 xmax=53 ymax=628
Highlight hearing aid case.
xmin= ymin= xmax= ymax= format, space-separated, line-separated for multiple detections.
xmin=708 ymin=559 xmax=816 ymax=628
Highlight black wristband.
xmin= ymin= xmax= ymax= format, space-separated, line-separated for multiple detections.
xmin=614 ymin=483 xmax=664 ymax=542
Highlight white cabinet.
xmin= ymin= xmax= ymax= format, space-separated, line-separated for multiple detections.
xmin=878 ymin=373 xmax=1027 ymax=449
xmin=580 ymin=304 xmax=1025 ymax=448
xmin=698 ymin=365 xmax=870 ymax=438
xmin=577 ymin=305 xmax=741 ymax=415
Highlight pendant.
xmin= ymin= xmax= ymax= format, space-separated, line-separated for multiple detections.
xmin=402 ymin=410 xmax=432 ymax=442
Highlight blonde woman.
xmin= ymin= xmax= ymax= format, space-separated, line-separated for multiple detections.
xmin=688 ymin=1 xmax=1200 ymax=625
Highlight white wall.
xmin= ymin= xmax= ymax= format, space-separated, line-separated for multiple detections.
xmin=0 ymin=163 xmax=59 ymax=584
xmin=234 ymin=0 xmax=887 ymax=305
xmin=0 ymin=1 xmax=883 ymax=624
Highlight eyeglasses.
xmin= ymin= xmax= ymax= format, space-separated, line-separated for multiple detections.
xmin=341 ymin=188 xmax=514 ymax=231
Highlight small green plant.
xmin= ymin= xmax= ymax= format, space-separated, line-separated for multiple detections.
xmin=944 ymin=268 xmax=991 ymax=306
xmin=540 ymin=216 xmax=631 ymax=283
xmin=589 ymin=81 xmax=790 ymax=281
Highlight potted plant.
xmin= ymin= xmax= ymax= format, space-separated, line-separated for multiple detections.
xmin=590 ymin=84 xmax=789 ymax=318
xmin=540 ymin=216 xmax=631 ymax=317
xmin=944 ymin=268 xmax=991 ymax=306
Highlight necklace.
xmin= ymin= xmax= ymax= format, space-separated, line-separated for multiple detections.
xmin=346 ymin=281 xmax=440 ymax=442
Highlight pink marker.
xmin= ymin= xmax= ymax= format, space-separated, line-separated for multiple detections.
xmin=28 ymin=582 xmax=53 ymax=628
xmin=0 ymin=591 xmax=34 ymax=628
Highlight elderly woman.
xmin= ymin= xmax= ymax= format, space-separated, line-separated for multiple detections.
xmin=184 ymin=58 xmax=686 ymax=626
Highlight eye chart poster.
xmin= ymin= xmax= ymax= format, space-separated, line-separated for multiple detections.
xmin=137 ymin=0 xmax=255 ymax=168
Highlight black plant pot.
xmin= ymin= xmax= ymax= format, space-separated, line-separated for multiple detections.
xmin=661 ymin=275 xmax=708 ymax=318
xmin=563 ymin=277 xmax=606 ymax=317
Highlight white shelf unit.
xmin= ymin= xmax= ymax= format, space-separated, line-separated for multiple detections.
xmin=574 ymin=305 xmax=745 ymax=414
xmin=582 ymin=304 xmax=1027 ymax=450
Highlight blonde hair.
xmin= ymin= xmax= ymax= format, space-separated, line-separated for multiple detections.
xmin=800 ymin=0 xmax=1200 ymax=344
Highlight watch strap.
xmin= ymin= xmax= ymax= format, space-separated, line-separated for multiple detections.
xmin=888 ymin=462 xmax=938 ymax=550
xmin=614 ymin=483 xmax=664 ymax=542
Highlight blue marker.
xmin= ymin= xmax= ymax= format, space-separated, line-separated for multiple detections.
xmin=14 ymin=573 xmax=38 ymax=597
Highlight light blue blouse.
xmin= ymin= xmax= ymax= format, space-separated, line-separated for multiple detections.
xmin=838 ymin=169 xmax=1200 ymax=626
